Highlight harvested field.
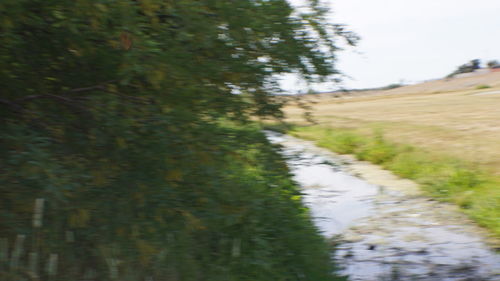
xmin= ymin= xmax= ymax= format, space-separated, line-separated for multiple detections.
xmin=284 ymin=72 xmax=500 ymax=174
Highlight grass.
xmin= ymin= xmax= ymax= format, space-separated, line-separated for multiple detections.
xmin=276 ymin=124 xmax=500 ymax=238
xmin=476 ymin=84 xmax=491 ymax=89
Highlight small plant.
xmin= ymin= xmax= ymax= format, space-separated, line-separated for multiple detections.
xmin=475 ymin=84 xmax=491 ymax=90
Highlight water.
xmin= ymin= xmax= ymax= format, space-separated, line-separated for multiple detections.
xmin=266 ymin=131 xmax=500 ymax=281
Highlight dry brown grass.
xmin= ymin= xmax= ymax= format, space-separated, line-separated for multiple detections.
xmin=284 ymin=72 xmax=500 ymax=174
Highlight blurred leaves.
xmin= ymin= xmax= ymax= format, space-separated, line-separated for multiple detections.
xmin=0 ymin=0 xmax=351 ymax=280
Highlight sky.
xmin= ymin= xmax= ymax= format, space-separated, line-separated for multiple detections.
xmin=282 ymin=0 xmax=500 ymax=92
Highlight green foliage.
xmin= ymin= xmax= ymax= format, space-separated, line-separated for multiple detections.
xmin=447 ymin=59 xmax=481 ymax=78
xmin=354 ymin=131 xmax=398 ymax=164
xmin=320 ymin=130 xmax=363 ymax=155
xmin=2 ymin=123 xmax=345 ymax=281
xmin=260 ymin=122 xmax=297 ymax=134
xmin=287 ymin=126 xmax=364 ymax=154
xmin=0 ymin=0 xmax=354 ymax=280
xmin=486 ymin=60 xmax=500 ymax=69
xmin=475 ymin=84 xmax=491 ymax=89
xmin=382 ymin=83 xmax=403 ymax=90
xmin=289 ymin=125 xmax=500 ymax=237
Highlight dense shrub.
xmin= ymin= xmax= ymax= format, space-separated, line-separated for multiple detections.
xmin=0 ymin=0 xmax=354 ymax=280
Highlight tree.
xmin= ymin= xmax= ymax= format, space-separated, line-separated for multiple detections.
xmin=487 ymin=60 xmax=500 ymax=69
xmin=0 ymin=1 xmax=354 ymax=280
xmin=447 ymin=59 xmax=481 ymax=77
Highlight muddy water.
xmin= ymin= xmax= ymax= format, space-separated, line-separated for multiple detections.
xmin=265 ymin=131 xmax=500 ymax=281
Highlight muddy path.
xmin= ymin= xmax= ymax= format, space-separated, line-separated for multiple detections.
xmin=265 ymin=131 xmax=500 ymax=281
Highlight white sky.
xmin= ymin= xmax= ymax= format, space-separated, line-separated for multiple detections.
xmin=283 ymin=0 xmax=500 ymax=91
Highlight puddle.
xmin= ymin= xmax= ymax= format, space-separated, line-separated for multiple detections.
xmin=266 ymin=131 xmax=500 ymax=281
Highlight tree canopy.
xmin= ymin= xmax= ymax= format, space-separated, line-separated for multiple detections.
xmin=1 ymin=1 xmax=354 ymax=280
xmin=487 ymin=60 xmax=500 ymax=69
xmin=1 ymin=0 xmax=356 ymax=119
xmin=447 ymin=59 xmax=481 ymax=78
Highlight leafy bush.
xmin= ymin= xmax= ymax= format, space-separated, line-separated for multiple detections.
xmin=447 ymin=59 xmax=481 ymax=78
xmin=383 ymin=83 xmax=403 ymax=90
xmin=0 ymin=0 xmax=354 ymax=280
xmin=1 ymin=124 xmax=344 ymax=281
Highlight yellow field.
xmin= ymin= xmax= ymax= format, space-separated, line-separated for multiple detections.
xmin=283 ymin=72 xmax=500 ymax=175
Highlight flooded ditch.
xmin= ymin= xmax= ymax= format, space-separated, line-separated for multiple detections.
xmin=265 ymin=131 xmax=500 ymax=281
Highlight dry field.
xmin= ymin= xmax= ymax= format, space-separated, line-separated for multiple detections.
xmin=284 ymin=72 xmax=500 ymax=174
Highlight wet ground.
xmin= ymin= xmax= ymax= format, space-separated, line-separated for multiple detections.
xmin=265 ymin=131 xmax=500 ymax=281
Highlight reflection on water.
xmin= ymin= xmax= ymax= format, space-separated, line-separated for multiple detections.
xmin=267 ymin=132 xmax=378 ymax=237
xmin=266 ymin=131 xmax=500 ymax=281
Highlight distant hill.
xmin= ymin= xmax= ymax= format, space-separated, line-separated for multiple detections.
xmin=316 ymin=71 xmax=500 ymax=99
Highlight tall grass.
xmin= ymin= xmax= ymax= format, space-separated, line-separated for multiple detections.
xmin=285 ymin=125 xmax=500 ymax=238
